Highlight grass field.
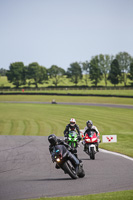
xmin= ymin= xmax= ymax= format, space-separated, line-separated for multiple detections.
xmin=27 ymin=190 xmax=133 ymax=200
xmin=0 ymin=95 xmax=133 ymax=105
xmin=1 ymin=89 xmax=133 ymax=96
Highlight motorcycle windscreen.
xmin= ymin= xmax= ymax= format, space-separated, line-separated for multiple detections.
xmin=87 ymin=131 xmax=96 ymax=137
xmin=54 ymin=145 xmax=68 ymax=157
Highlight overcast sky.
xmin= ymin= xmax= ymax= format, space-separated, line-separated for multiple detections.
xmin=0 ymin=0 xmax=133 ymax=70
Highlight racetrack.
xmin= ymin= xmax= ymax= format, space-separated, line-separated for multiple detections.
xmin=0 ymin=135 xmax=133 ymax=200
xmin=1 ymin=101 xmax=133 ymax=109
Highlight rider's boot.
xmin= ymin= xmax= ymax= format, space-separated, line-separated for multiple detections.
xmin=83 ymin=144 xmax=86 ymax=152
xmin=96 ymin=143 xmax=99 ymax=152
xmin=55 ymin=163 xmax=60 ymax=169
xmin=75 ymin=165 xmax=80 ymax=175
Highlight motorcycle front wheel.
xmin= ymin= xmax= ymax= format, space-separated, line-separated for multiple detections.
xmin=62 ymin=161 xmax=78 ymax=179
xmin=77 ymin=164 xmax=85 ymax=178
xmin=90 ymin=147 xmax=95 ymax=160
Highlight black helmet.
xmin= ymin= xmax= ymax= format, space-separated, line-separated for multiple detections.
xmin=86 ymin=120 xmax=93 ymax=128
xmin=48 ymin=134 xmax=57 ymax=145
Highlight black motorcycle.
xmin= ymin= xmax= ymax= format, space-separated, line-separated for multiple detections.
xmin=51 ymin=144 xmax=85 ymax=179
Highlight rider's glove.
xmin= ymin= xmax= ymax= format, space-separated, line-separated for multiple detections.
xmin=78 ymin=136 xmax=81 ymax=141
xmin=64 ymin=137 xmax=68 ymax=142
xmin=98 ymin=139 xmax=101 ymax=143
xmin=68 ymin=146 xmax=72 ymax=151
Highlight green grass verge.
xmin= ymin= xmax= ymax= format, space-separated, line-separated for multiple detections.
xmin=26 ymin=190 xmax=133 ymax=200
xmin=0 ymin=95 xmax=133 ymax=105
xmin=0 ymin=103 xmax=133 ymax=157
xmin=1 ymin=89 xmax=133 ymax=96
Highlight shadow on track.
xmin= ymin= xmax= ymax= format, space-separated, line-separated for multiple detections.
xmin=21 ymin=178 xmax=72 ymax=181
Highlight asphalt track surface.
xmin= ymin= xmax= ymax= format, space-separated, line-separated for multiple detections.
xmin=1 ymin=101 xmax=133 ymax=109
xmin=0 ymin=136 xmax=133 ymax=200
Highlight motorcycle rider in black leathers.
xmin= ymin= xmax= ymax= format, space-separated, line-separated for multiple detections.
xmin=83 ymin=120 xmax=100 ymax=152
xmin=64 ymin=118 xmax=81 ymax=141
xmin=48 ymin=134 xmax=80 ymax=173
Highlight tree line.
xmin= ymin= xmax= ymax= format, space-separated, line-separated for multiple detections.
xmin=1 ymin=52 xmax=133 ymax=88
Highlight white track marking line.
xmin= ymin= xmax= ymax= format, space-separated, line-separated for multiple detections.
xmin=100 ymin=148 xmax=133 ymax=161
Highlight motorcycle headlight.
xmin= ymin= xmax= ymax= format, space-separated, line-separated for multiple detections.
xmin=86 ymin=139 xmax=90 ymax=142
xmin=56 ymin=158 xmax=61 ymax=162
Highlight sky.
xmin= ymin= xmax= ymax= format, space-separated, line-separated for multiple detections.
xmin=0 ymin=0 xmax=133 ymax=70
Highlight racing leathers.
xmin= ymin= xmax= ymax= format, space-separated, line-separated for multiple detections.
xmin=64 ymin=124 xmax=81 ymax=141
xmin=49 ymin=138 xmax=80 ymax=169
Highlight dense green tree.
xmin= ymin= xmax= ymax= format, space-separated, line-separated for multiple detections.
xmin=128 ymin=62 xmax=133 ymax=81
xmin=97 ymin=54 xmax=113 ymax=86
xmin=67 ymin=62 xmax=82 ymax=85
xmin=28 ymin=62 xmax=48 ymax=88
xmin=108 ymin=59 xmax=121 ymax=86
xmin=89 ymin=56 xmax=103 ymax=86
xmin=6 ymin=62 xmax=26 ymax=88
xmin=0 ymin=68 xmax=7 ymax=76
xmin=116 ymin=52 xmax=132 ymax=86
xmin=81 ymin=61 xmax=90 ymax=86
xmin=48 ymin=65 xmax=65 ymax=86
